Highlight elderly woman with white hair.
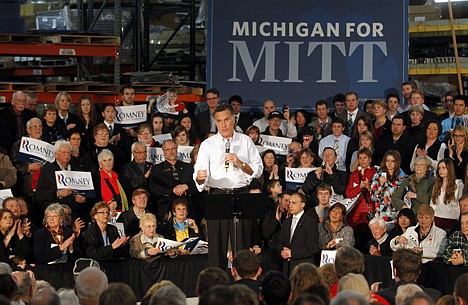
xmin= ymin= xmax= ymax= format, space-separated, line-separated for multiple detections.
xmin=36 ymin=140 xmax=89 ymax=221
xmin=129 ymin=213 xmax=165 ymax=263
xmin=33 ymin=203 xmax=83 ymax=264
xmin=96 ymin=149 xmax=129 ymax=213
xmin=391 ymin=156 xmax=435 ymax=215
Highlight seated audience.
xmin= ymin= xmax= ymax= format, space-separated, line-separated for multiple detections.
xmin=370 ymin=150 xmax=405 ymax=221
xmin=82 ymin=202 xmax=129 ymax=260
xmin=129 ymin=213 xmax=165 ymax=263
xmin=0 ymin=208 xmax=32 ymax=263
xmin=289 ymin=263 xmax=330 ymax=305
xmin=410 ymin=120 xmax=446 ymax=174
xmin=391 ymin=157 xmax=435 ymax=215
xmin=160 ymin=198 xmax=201 ymax=251
xmin=430 ymin=159 xmax=463 ymax=231
xmin=366 ymin=217 xmax=392 ymax=256
xmin=443 ymin=211 xmax=468 ymax=266
xmin=230 ymin=250 xmax=262 ymax=295
xmin=377 ymin=249 xmax=441 ymax=305
xmin=33 ymin=203 xmax=83 ymax=264
xmin=259 ymin=271 xmax=291 ymax=305
xmin=388 ymin=209 xmax=417 ymax=240
xmin=117 ymin=188 xmax=150 ymax=238
xmin=318 ymin=203 xmax=355 ymax=250
xmin=390 ymin=204 xmax=447 ymax=263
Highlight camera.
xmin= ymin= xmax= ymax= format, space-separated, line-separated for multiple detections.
xmin=282 ymin=104 xmax=288 ymax=112
xmin=334 ymin=238 xmax=344 ymax=244
xmin=321 ymin=162 xmax=327 ymax=169
xmin=303 ymin=135 xmax=310 ymax=141
xmin=288 ymin=149 xmax=294 ymax=157
xmin=366 ymin=210 xmax=376 ymax=221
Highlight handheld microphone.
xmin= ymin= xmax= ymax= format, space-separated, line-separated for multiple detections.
xmin=225 ymin=140 xmax=231 ymax=171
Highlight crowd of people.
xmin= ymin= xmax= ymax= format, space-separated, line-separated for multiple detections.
xmin=0 ymin=83 xmax=467 ymax=304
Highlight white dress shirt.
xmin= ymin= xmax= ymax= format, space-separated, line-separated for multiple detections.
xmin=193 ymin=131 xmax=263 ymax=191
xmin=318 ymin=134 xmax=350 ymax=171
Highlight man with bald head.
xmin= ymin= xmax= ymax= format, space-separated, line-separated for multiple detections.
xmin=0 ymin=91 xmax=36 ymax=152
xmin=75 ymin=267 xmax=108 ymax=305
xmin=253 ymin=99 xmax=297 ymax=138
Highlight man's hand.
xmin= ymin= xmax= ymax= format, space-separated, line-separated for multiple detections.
xmin=28 ymin=163 xmax=42 ymax=172
xmin=57 ymin=188 xmax=73 ymax=198
xmin=281 ymin=247 xmax=292 ymax=259
xmin=173 ymin=184 xmax=188 ymax=196
xmin=196 ymin=169 xmax=208 ymax=184
xmin=369 ymin=245 xmax=381 ymax=256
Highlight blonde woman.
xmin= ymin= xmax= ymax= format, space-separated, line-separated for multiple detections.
xmin=445 ymin=125 xmax=468 ymax=180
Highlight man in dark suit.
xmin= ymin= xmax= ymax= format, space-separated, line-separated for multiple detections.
xmin=337 ymin=92 xmax=369 ymax=137
xmin=120 ymin=141 xmax=152 ymax=196
xmin=195 ymin=88 xmax=220 ymax=140
xmin=36 ymin=140 xmax=91 ymax=222
xmin=277 ymin=192 xmax=319 ymax=275
xmin=0 ymin=91 xmax=36 ymax=153
xmin=229 ymin=95 xmax=252 ymax=133
xmin=372 ymin=115 xmax=416 ymax=175
xmin=377 ymin=249 xmax=441 ymax=305
xmin=149 ymin=139 xmax=197 ymax=221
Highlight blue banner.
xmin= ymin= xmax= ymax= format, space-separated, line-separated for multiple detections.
xmin=207 ymin=0 xmax=408 ymax=108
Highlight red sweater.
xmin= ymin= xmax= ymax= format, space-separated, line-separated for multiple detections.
xmin=346 ymin=167 xmax=377 ymax=228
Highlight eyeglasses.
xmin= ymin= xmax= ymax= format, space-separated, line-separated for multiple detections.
xmin=46 ymin=215 xmax=60 ymax=219
xmin=206 ymin=97 xmax=218 ymax=101
xmin=97 ymin=211 xmax=110 ymax=215
xmin=134 ymin=151 xmax=147 ymax=155
xmin=96 ymin=132 xmax=109 ymax=136
xmin=139 ymin=132 xmax=151 ymax=136
xmin=30 ymin=125 xmax=42 ymax=129
xmin=164 ymin=148 xmax=177 ymax=152
xmin=454 ymin=134 xmax=465 ymax=138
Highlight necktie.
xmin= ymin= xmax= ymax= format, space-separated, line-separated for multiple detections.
xmin=347 ymin=113 xmax=354 ymax=135
xmin=172 ymin=165 xmax=179 ymax=181
xmin=320 ymin=122 xmax=326 ymax=138
xmin=334 ymin=138 xmax=339 ymax=168
xmin=457 ymin=118 xmax=461 ymax=126
xmin=109 ymin=124 xmax=113 ymax=135
xmin=235 ymin=115 xmax=238 ymax=125
xmin=290 ymin=216 xmax=298 ymax=241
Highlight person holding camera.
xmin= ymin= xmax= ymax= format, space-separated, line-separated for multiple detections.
xmin=160 ymin=198 xmax=201 ymax=255
xmin=346 ymin=148 xmax=377 ymax=252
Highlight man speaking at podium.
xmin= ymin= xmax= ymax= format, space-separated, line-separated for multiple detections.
xmin=194 ymin=103 xmax=263 ymax=268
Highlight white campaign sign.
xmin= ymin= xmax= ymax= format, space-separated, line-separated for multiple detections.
xmin=18 ymin=137 xmax=55 ymax=164
xmin=0 ymin=189 xmax=13 ymax=205
xmin=259 ymin=135 xmax=292 ymax=155
xmin=320 ymin=250 xmax=337 ymax=266
xmin=115 ymin=104 xmax=147 ymax=126
xmin=55 ymin=171 xmax=94 ymax=192
xmin=147 ymin=146 xmax=194 ymax=164
xmin=152 ymin=133 xmax=172 ymax=145
xmin=285 ymin=167 xmax=315 ymax=183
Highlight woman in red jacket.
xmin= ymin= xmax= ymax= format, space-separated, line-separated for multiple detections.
xmin=346 ymin=148 xmax=377 ymax=251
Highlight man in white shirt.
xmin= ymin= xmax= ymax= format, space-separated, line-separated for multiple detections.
xmin=253 ymin=100 xmax=297 ymax=138
xmin=194 ymin=103 xmax=263 ymax=268
xmin=318 ymin=117 xmax=350 ymax=171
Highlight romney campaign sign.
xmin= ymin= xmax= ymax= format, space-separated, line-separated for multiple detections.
xmin=207 ymin=0 xmax=408 ymax=107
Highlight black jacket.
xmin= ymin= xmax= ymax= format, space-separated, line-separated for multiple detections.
xmin=373 ymin=134 xmax=416 ymax=175
xmin=302 ymin=167 xmax=348 ymax=207
xmin=82 ymin=222 xmax=128 ymax=260
xmin=33 ymin=226 xmax=83 ymax=264
xmin=0 ymin=106 xmax=36 ymax=152
xmin=120 ymin=160 xmax=152 ymax=194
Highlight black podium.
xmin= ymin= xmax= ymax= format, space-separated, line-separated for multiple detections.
xmin=204 ymin=193 xmax=266 ymax=268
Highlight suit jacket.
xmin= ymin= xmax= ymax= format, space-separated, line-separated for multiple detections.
xmin=82 ymin=222 xmax=128 ymax=260
xmin=120 ymin=160 xmax=152 ymax=194
xmin=236 ymin=112 xmax=253 ymax=133
xmin=377 ymin=281 xmax=441 ymax=305
xmin=277 ymin=213 xmax=319 ymax=275
xmin=33 ymin=226 xmax=83 ymax=264
xmin=195 ymin=110 xmax=214 ymax=140
xmin=36 ymin=161 xmax=91 ymax=219
xmin=149 ymin=160 xmax=197 ymax=205
xmin=0 ymin=106 xmax=36 ymax=152
xmin=338 ymin=109 xmax=369 ymax=137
